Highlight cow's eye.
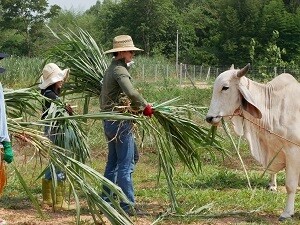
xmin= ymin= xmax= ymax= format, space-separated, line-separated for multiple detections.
xmin=222 ymin=86 xmax=229 ymax=91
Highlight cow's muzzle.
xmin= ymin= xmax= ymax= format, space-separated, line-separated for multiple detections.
xmin=205 ymin=116 xmax=221 ymax=125
xmin=206 ymin=116 xmax=214 ymax=123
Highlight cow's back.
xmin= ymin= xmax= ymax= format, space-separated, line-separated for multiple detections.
xmin=243 ymin=73 xmax=300 ymax=171
xmin=263 ymin=74 xmax=300 ymax=141
xmin=267 ymin=73 xmax=299 ymax=91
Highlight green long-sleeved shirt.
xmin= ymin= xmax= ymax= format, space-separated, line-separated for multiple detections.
xmin=100 ymin=58 xmax=147 ymax=111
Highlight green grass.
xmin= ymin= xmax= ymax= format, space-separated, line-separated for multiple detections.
xmin=0 ymin=57 xmax=43 ymax=88
xmin=131 ymin=151 xmax=293 ymax=224
xmin=2 ymin=148 xmax=296 ymax=224
xmin=1 ymin=57 xmax=300 ymax=224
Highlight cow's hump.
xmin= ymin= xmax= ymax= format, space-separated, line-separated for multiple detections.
xmin=267 ymin=73 xmax=297 ymax=90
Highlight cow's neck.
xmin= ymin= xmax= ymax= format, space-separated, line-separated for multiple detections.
xmin=233 ymin=77 xmax=285 ymax=172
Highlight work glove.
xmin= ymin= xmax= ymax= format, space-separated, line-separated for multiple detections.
xmin=143 ymin=104 xmax=154 ymax=117
xmin=1 ymin=141 xmax=14 ymax=163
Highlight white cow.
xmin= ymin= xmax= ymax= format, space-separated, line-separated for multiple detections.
xmin=206 ymin=63 xmax=300 ymax=221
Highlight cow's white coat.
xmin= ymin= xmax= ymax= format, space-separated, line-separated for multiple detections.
xmin=206 ymin=64 xmax=300 ymax=220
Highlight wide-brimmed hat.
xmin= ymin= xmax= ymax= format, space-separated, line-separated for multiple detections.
xmin=38 ymin=63 xmax=70 ymax=89
xmin=104 ymin=35 xmax=143 ymax=54
xmin=0 ymin=53 xmax=9 ymax=73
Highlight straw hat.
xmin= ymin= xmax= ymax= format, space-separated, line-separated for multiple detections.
xmin=104 ymin=35 xmax=143 ymax=54
xmin=0 ymin=53 xmax=8 ymax=73
xmin=38 ymin=63 xmax=70 ymax=89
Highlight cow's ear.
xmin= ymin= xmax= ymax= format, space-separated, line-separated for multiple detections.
xmin=238 ymin=84 xmax=262 ymax=119
xmin=230 ymin=64 xmax=234 ymax=70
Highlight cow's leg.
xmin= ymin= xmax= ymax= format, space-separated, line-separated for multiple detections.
xmin=279 ymin=163 xmax=299 ymax=221
xmin=267 ymin=173 xmax=277 ymax=191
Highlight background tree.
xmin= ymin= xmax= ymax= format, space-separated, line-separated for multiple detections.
xmin=210 ymin=0 xmax=266 ymax=66
xmin=0 ymin=0 xmax=60 ymax=56
xmin=0 ymin=0 xmax=300 ymax=68
xmin=86 ymin=0 xmax=122 ymax=52
xmin=183 ymin=0 xmax=221 ymax=65
xmin=90 ymin=0 xmax=183 ymax=57
xmin=283 ymin=0 xmax=300 ymax=13
xmin=260 ymin=0 xmax=300 ymax=63
xmin=38 ymin=10 xmax=100 ymax=57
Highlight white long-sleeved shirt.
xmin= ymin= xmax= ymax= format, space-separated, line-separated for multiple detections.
xmin=0 ymin=83 xmax=10 ymax=142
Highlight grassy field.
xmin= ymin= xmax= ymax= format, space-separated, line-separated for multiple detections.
xmin=0 ymin=57 xmax=299 ymax=225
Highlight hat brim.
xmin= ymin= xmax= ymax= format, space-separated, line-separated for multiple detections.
xmin=38 ymin=68 xmax=70 ymax=89
xmin=104 ymin=46 xmax=143 ymax=54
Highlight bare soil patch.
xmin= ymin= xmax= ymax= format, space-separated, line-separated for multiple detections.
xmin=0 ymin=199 xmax=292 ymax=225
xmin=0 ymin=204 xmax=157 ymax=225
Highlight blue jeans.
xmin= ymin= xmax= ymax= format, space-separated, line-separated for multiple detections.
xmin=44 ymin=167 xmax=66 ymax=181
xmin=103 ymin=120 xmax=135 ymax=211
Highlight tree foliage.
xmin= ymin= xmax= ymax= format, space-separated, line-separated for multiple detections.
xmin=1 ymin=0 xmax=300 ymax=68
xmin=0 ymin=0 xmax=60 ymax=56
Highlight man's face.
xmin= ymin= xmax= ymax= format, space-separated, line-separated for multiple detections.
xmin=118 ymin=51 xmax=135 ymax=64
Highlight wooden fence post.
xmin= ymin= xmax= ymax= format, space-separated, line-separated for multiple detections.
xmin=184 ymin=64 xmax=187 ymax=81
xmin=180 ymin=63 xmax=183 ymax=86
xmin=155 ymin=64 xmax=158 ymax=81
xmin=193 ymin=65 xmax=196 ymax=82
xmin=206 ymin=67 xmax=211 ymax=81
xmin=166 ymin=64 xmax=169 ymax=78
xmin=200 ymin=65 xmax=203 ymax=79
xmin=142 ymin=64 xmax=145 ymax=81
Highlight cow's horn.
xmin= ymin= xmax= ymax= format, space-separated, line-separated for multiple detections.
xmin=237 ymin=63 xmax=250 ymax=77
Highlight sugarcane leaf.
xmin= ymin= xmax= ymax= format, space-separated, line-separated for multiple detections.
xmin=12 ymin=164 xmax=45 ymax=218
xmin=45 ymin=25 xmax=107 ymax=97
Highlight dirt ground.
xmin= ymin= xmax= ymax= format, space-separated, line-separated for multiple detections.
xmin=0 ymin=201 xmax=292 ymax=225
xmin=0 ymin=204 xmax=155 ymax=225
xmin=0 ymin=208 xmax=290 ymax=225
xmin=0 ymin=150 xmax=293 ymax=225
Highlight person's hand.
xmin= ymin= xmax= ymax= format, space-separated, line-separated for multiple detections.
xmin=143 ymin=104 xmax=154 ymax=117
xmin=65 ymin=104 xmax=74 ymax=116
xmin=1 ymin=141 xmax=14 ymax=163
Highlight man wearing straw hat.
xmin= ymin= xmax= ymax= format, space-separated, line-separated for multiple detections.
xmin=100 ymin=35 xmax=154 ymax=215
xmin=0 ymin=53 xmax=14 ymax=225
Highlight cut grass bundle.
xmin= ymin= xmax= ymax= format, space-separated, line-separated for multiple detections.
xmin=138 ymin=98 xmax=227 ymax=212
xmin=4 ymin=88 xmax=138 ymax=225
xmin=44 ymin=27 xmax=228 ymax=221
xmin=4 ymin=88 xmax=42 ymax=118
xmin=42 ymin=100 xmax=90 ymax=163
xmin=46 ymin=26 xmax=107 ymax=97
xmin=9 ymin=117 xmax=134 ymax=225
